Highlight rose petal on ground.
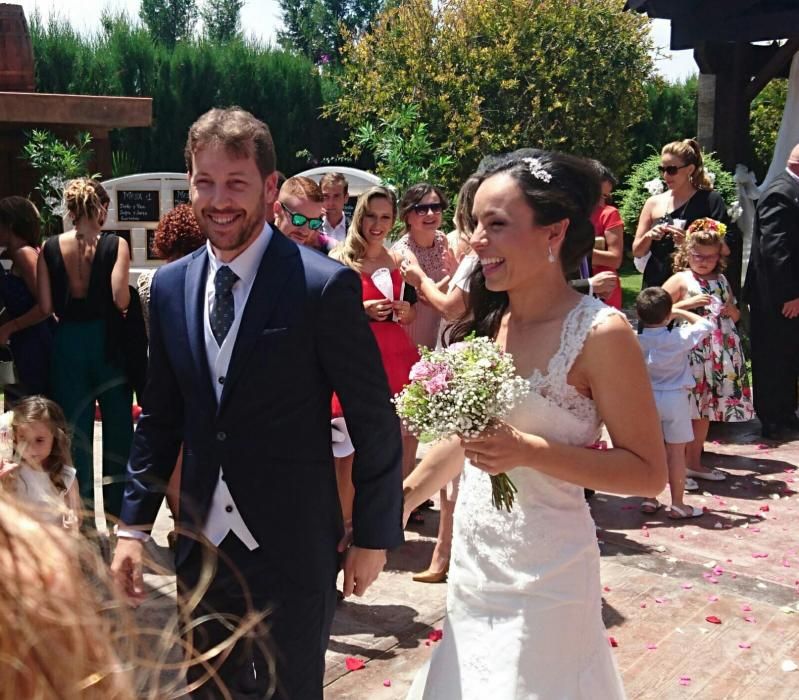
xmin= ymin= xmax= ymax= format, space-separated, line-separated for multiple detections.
xmin=681 ymin=583 xmax=693 ymax=589
xmin=604 ymin=586 xmax=611 ymax=592
xmin=760 ymin=505 xmax=770 ymax=512
xmin=752 ymin=552 xmax=769 ymax=558
xmin=742 ymin=604 xmax=752 ymax=612
xmin=782 ymin=660 xmax=798 ymax=672
xmin=428 ymin=629 xmax=443 ymax=642
xmin=655 ymin=597 xmax=667 ymax=604
xmin=646 ymin=643 xmax=658 ymax=650
xmin=745 ymin=616 xmax=756 ymax=623
xmin=739 ymin=642 xmax=752 ymax=649
xmin=383 ymin=680 xmax=392 ymax=687
xmin=679 ymin=676 xmax=692 ymax=686
xmin=705 ymin=615 xmax=722 ymax=624
xmin=345 ymin=657 xmax=365 ymax=671
xmin=708 ymin=595 xmax=719 ymax=602
xmin=608 ymin=636 xmax=618 ymax=647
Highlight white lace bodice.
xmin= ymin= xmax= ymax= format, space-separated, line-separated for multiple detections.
xmin=450 ymin=296 xmax=626 ymax=591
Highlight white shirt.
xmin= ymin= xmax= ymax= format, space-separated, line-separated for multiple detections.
xmin=322 ymin=214 xmax=348 ymax=243
xmin=201 ymin=224 xmax=273 ymax=549
xmin=638 ymin=318 xmax=714 ymax=391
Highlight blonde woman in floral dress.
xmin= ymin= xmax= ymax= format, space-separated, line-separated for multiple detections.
xmin=664 ymin=219 xmax=753 ymax=482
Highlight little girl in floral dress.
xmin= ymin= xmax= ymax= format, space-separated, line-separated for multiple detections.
xmin=663 ymin=218 xmax=753 ymax=481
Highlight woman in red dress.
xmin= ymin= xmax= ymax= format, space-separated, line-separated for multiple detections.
xmin=590 ymin=162 xmax=624 ymax=309
xmin=329 ymin=186 xmax=419 ymax=526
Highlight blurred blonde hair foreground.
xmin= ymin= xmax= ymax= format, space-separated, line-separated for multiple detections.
xmin=0 ymin=492 xmax=272 ymax=699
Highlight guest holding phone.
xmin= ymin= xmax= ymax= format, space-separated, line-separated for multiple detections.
xmin=632 ymin=139 xmax=727 ymax=288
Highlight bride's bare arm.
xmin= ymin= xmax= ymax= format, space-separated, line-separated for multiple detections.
xmin=402 ymin=437 xmax=464 ymax=519
xmin=463 ymin=315 xmax=667 ymax=497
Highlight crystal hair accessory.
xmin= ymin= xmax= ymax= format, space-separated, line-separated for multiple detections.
xmin=522 ymin=157 xmax=552 ymax=183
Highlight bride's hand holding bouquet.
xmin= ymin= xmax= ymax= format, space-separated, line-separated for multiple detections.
xmin=461 ymin=419 xmax=535 ymax=478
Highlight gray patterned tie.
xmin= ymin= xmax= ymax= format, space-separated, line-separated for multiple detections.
xmin=210 ymin=265 xmax=238 ymax=346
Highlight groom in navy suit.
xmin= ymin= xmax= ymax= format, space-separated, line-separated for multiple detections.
xmin=111 ymin=107 xmax=404 ymax=698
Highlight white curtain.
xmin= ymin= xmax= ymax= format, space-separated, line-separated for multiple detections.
xmin=737 ymin=50 xmax=799 ymax=278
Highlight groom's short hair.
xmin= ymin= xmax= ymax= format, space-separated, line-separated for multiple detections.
xmin=185 ymin=107 xmax=276 ymax=179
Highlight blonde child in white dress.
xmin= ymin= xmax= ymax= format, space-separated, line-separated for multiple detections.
xmin=0 ymin=397 xmax=80 ymax=528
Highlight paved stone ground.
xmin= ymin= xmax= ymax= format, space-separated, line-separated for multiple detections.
xmin=94 ymin=420 xmax=799 ymax=698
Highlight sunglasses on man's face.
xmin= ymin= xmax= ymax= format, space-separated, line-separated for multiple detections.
xmin=411 ymin=202 xmax=443 ymax=216
xmin=280 ymin=202 xmax=323 ymax=230
xmin=657 ymin=164 xmax=691 ymax=176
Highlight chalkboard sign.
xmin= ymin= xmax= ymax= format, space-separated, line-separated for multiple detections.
xmin=173 ymin=189 xmax=190 ymax=207
xmin=146 ymin=229 xmax=162 ymax=260
xmin=117 ymin=190 xmax=159 ymax=222
xmin=102 ymin=230 xmax=131 ymax=247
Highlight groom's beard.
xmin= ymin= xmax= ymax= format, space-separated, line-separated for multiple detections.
xmin=200 ymin=198 xmax=266 ymax=254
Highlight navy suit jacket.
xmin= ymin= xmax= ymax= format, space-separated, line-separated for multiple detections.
xmin=119 ymin=231 xmax=404 ymax=589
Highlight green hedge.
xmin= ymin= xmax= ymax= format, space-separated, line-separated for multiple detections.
xmin=30 ymin=13 xmax=344 ymax=176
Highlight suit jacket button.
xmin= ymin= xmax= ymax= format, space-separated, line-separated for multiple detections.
xmin=217 ymin=431 xmax=227 ymax=441
xmin=225 ymin=505 xmax=233 ymax=513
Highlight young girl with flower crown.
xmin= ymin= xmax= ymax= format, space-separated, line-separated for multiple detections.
xmin=0 ymin=396 xmax=81 ymax=528
xmin=663 ymin=218 xmax=754 ymax=482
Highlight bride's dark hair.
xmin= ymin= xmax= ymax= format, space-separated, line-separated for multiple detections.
xmin=448 ymin=149 xmax=600 ymax=343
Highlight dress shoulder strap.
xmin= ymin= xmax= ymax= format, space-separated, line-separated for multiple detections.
xmin=547 ymin=297 xmax=627 ymax=385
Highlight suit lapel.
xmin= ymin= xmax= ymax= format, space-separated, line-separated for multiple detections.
xmin=184 ymin=251 xmax=217 ymax=408
xmin=218 ymin=231 xmax=298 ymax=414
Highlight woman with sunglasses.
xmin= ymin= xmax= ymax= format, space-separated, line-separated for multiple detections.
xmin=391 ymin=183 xmax=454 ymax=351
xmin=632 ymin=139 xmax=727 ymax=288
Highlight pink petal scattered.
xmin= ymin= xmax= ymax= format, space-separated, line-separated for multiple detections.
xmin=745 ymin=616 xmax=757 ymax=623
xmin=646 ymin=643 xmax=658 ymax=650
xmin=425 ymin=641 xmax=431 ymax=646
xmin=739 ymin=642 xmax=752 ymax=649
xmin=608 ymin=636 xmax=619 ymax=647
xmin=708 ymin=595 xmax=719 ymax=602
xmin=345 ymin=657 xmax=365 ymax=671
xmin=681 ymin=583 xmax=693 ymax=589
xmin=756 ymin=444 xmax=770 ymax=450
xmin=708 ymin=576 xmax=719 ymax=584
xmin=705 ymin=615 xmax=722 ymax=624
xmin=742 ymin=604 xmax=752 ymax=612
xmin=640 ymin=602 xmax=647 ymax=608
xmin=383 ymin=680 xmax=392 ymax=687
xmin=655 ymin=597 xmax=667 ymax=604
xmin=428 ymin=629 xmax=443 ymax=642
xmin=679 ymin=676 xmax=692 ymax=686
xmin=603 ymin=586 xmax=612 ymax=592
xmin=760 ymin=505 xmax=770 ymax=512
xmin=752 ymin=552 xmax=769 ymax=558
xmin=713 ymin=566 xmax=724 ymax=575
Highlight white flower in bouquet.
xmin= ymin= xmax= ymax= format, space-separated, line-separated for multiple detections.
xmin=727 ymin=200 xmax=743 ymax=223
xmin=644 ymin=178 xmax=664 ymax=196
xmin=393 ymin=335 xmax=530 ymax=510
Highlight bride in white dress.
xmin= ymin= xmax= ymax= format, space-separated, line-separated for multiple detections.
xmin=403 ymin=151 xmax=667 ymax=699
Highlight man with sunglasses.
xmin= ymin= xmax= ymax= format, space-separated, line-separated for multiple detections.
xmin=274 ymin=176 xmax=337 ymax=253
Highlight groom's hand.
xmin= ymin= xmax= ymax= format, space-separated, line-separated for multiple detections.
xmin=110 ymin=537 xmax=147 ymax=608
xmin=342 ymin=546 xmax=386 ymax=598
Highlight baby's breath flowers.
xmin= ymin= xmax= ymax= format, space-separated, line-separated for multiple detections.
xmin=394 ymin=335 xmax=530 ymax=511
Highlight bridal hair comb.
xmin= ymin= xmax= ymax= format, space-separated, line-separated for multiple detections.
xmin=522 ymin=157 xmax=552 ymax=183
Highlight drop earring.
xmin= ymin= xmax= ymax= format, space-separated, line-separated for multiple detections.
xmin=547 ymin=246 xmax=556 ymax=263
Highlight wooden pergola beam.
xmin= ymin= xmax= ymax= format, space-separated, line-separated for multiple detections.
xmin=745 ymin=37 xmax=799 ymax=101
xmin=671 ymin=11 xmax=799 ymax=49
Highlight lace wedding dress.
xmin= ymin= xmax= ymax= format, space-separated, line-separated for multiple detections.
xmin=408 ymin=296 xmax=626 ymax=699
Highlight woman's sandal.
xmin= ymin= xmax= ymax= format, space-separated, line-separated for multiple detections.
xmin=668 ymin=504 xmax=704 ymax=520
xmin=640 ymin=499 xmax=661 ymax=514
xmin=685 ymin=468 xmax=727 ymax=481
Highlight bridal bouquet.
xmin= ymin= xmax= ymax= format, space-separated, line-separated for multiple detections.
xmin=394 ymin=335 xmax=530 ymax=511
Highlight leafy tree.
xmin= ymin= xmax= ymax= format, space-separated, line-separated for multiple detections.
xmin=750 ymin=78 xmax=787 ymax=181
xmin=628 ymin=76 xmax=698 ymax=166
xmin=139 ymin=0 xmax=198 ymax=47
xmin=329 ymin=0 xmax=653 ymax=191
xmin=353 ymin=104 xmax=454 ymax=194
xmin=201 ymin=0 xmax=243 ymax=42
xmin=277 ymin=0 xmax=385 ymax=63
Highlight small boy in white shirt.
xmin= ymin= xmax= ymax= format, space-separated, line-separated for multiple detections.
xmin=636 ymin=287 xmax=714 ymax=519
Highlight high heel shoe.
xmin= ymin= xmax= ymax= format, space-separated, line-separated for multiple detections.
xmin=412 ymin=566 xmax=449 ymax=583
